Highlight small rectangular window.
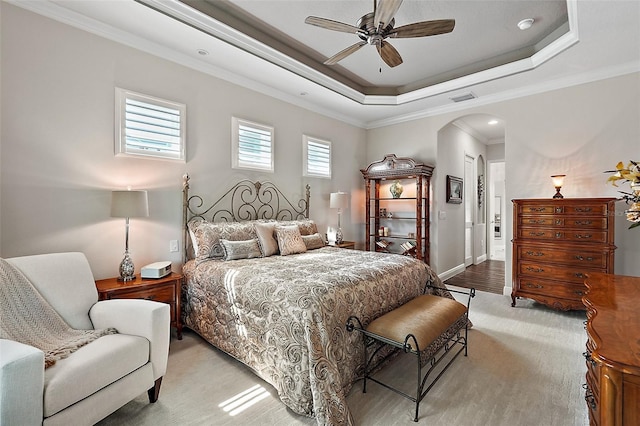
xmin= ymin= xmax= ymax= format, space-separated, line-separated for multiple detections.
xmin=115 ymin=88 xmax=186 ymax=161
xmin=232 ymin=117 xmax=274 ymax=172
xmin=303 ymin=135 xmax=331 ymax=178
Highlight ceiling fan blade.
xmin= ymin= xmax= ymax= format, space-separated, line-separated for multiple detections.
xmin=390 ymin=19 xmax=456 ymax=38
xmin=377 ymin=41 xmax=403 ymax=67
xmin=305 ymin=16 xmax=361 ymax=34
xmin=374 ymin=0 xmax=403 ymax=30
xmin=324 ymin=41 xmax=368 ymax=65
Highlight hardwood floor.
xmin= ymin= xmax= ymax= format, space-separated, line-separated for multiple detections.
xmin=444 ymin=260 xmax=505 ymax=294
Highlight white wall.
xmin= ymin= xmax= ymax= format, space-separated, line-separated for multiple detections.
xmin=0 ymin=5 xmax=365 ymax=279
xmin=367 ymin=72 xmax=640 ymax=288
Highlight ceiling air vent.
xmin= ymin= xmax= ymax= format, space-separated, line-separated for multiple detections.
xmin=450 ymin=92 xmax=477 ymax=103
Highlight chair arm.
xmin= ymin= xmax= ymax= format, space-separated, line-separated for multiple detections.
xmin=89 ymin=299 xmax=170 ymax=380
xmin=0 ymin=339 xmax=44 ymax=426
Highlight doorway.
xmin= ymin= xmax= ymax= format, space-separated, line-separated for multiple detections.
xmin=464 ymin=154 xmax=474 ymax=267
xmin=489 ymin=161 xmax=505 ymax=261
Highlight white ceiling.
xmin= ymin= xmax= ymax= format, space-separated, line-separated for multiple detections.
xmin=9 ymin=0 xmax=640 ymax=142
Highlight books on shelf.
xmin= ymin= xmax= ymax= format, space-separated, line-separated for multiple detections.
xmin=376 ymin=239 xmax=392 ymax=249
xmin=400 ymin=240 xmax=416 ymax=251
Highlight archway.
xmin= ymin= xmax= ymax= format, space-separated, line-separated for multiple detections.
xmin=435 ymin=114 xmax=505 ymax=288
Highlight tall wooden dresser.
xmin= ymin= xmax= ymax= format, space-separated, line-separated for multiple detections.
xmin=583 ymin=273 xmax=640 ymax=425
xmin=511 ymin=198 xmax=616 ymax=310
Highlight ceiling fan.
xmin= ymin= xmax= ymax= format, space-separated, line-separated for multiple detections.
xmin=305 ymin=0 xmax=455 ymax=68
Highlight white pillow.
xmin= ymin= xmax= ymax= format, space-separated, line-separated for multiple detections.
xmin=255 ymin=222 xmax=279 ymax=257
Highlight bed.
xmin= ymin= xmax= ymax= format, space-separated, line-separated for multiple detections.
xmin=181 ymin=176 xmax=453 ymax=425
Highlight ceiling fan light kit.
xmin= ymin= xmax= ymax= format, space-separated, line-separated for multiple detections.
xmin=305 ymin=0 xmax=455 ymax=68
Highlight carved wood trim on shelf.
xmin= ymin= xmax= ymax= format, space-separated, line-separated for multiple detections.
xmin=360 ymin=154 xmax=434 ymax=179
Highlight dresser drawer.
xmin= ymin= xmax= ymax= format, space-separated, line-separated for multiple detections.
xmin=518 ymin=228 xmax=608 ymax=243
xmin=517 ymin=246 xmax=608 ymax=268
xmin=516 ymin=277 xmax=586 ymax=300
xmin=518 ymin=216 xmax=608 ymax=230
xmin=518 ymin=203 xmax=610 ymax=216
xmin=585 ymin=354 xmax=600 ymax=403
xmin=519 ymin=261 xmax=602 ymax=283
xmin=109 ymin=283 xmax=175 ymax=303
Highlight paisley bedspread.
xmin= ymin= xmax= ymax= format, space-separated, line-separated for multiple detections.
xmin=182 ymin=246 xmax=450 ymax=425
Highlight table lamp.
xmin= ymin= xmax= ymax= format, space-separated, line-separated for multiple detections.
xmin=329 ymin=192 xmax=349 ymax=244
xmin=111 ymin=189 xmax=149 ymax=281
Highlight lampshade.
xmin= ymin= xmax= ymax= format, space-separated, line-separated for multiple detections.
xmin=329 ymin=192 xmax=349 ymax=209
xmin=111 ymin=190 xmax=149 ymax=218
xmin=550 ymin=174 xmax=566 ymax=199
xmin=551 ymin=175 xmax=566 ymax=188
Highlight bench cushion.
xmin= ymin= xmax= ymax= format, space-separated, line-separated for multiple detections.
xmin=366 ymin=295 xmax=467 ymax=352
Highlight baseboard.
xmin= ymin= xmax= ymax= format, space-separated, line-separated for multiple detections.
xmin=438 ymin=263 xmax=466 ymax=282
xmin=475 ymin=254 xmax=487 ymax=264
xmin=503 ymin=286 xmax=512 ymax=296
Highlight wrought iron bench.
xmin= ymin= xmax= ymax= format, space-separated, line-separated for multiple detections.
xmin=346 ymin=285 xmax=475 ymax=422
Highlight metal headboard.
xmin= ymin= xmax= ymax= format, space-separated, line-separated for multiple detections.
xmin=182 ymin=174 xmax=310 ymax=261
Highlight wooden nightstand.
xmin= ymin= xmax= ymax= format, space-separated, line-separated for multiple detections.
xmin=334 ymin=241 xmax=355 ymax=249
xmin=95 ymin=272 xmax=183 ymax=339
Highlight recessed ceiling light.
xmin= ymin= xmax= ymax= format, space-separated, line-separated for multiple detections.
xmin=517 ymin=18 xmax=534 ymax=30
xmin=488 ymin=119 xmax=499 ymax=125
xmin=197 ymin=49 xmax=209 ymax=56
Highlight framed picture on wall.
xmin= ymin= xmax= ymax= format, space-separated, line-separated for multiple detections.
xmin=446 ymin=175 xmax=463 ymax=204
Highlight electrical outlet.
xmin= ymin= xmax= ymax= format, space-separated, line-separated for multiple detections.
xmin=169 ymin=240 xmax=179 ymax=253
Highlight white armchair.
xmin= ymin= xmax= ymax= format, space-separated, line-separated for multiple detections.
xmin=0 ymin=252 xmax=170 ymax=426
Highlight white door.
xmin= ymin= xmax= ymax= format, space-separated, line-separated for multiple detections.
xmin=464 ymin=155 xmax=474 ymax=266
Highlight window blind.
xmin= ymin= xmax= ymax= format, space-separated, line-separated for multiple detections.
xmin=115 ymin=88 xmax=186 ymax=161
xmin=304 ymin=136 xmax=331 ymax=178
xmin=232 ymin=118 xmax=274 ymax=172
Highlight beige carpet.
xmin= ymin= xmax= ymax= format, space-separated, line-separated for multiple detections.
xmin=97 ymin=289 xmax=589 ymax=425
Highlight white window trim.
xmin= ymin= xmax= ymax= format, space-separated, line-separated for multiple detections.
xmin=303 ymin=135 xmax=332 ymax=179
xmin=115 ymin=87 xmax=186 ymax=162
xmin=232 ymin=117 xmax=275 ymax=173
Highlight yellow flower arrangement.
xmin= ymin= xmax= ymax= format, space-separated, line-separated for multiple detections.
xmin=605 ymin=161 xmax=640 ymax=229
xmin=605 ymin=161 xmax=640 ymax=186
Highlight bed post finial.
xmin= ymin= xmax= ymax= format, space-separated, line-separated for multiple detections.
xmin=182 ymin=174 xmax=190 ymax=264
xmin=305 ymin=184 xmax=310 ymax=219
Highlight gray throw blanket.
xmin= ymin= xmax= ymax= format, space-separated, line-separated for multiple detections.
xmin=0 ymin=258 xmax=116 ymax=368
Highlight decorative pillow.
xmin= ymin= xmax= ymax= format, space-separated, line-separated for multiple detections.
xmin=220 ymin=239 xmax=262 ymax=261
xmin=187 ymin=220 xmax=257 ymax=261
xmin=302 ymin=233 xmax=325 ymax=250
xmin=255 ymin=222 xmax=279 ymax=257
xmin=275 ymin=219 xmax=318 ymax=236
xmin=275 ymin=225 xmax=307 ymax=256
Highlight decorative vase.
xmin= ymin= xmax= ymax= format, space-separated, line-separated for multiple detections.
xmin=390 ymin=180 xmax=403 ymax=198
